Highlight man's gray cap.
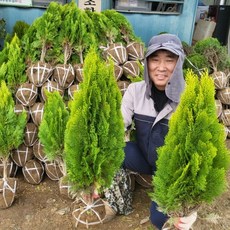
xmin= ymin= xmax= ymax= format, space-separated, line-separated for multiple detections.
xmin=144 ymin=33 xmax=185 ymax=103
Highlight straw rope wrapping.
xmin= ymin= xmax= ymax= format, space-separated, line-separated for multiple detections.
xmin=30 ymin=102 xmax=44 ymax=126
xmin=117 ymin=81 xmax=130 ymax=96
xmin=221 ymin=109 xmax=230 ymax=126
xmin=16 ymin=83 xmax=38 ymax=107
xmin=11 ymin=144 xmax=33 ymax=167
xmin=74 ymin=64 xmax=84 ymax=83
xmin=123 ymin=60 xmax=140 ymax=77
xmin=24 ymin=123 xmax=38 ymax=147
xmin=107 ymin=43 xmax=128 ymax=65
xmin=113 ymin=64 xmax=123 ymax=81
xmin=126 ymin=42 xmax=144 ymax=61
xmin=72 ymin=197 xmax=106 ymax=229
xmin=215 ymin=99 xmax=223 ymax=118
xmin=41 ymin=80 xmax=64 ymax=102
xmin=53 ymin=64 xmax=75 ymax=89
xmin=68 ymin=84 xmax=80 ymax=100
xmin=217 ymin=88 xmax=230 ymax=105
xmin=44 ymin=161 xmax=63 ymax=181
xmin=33 ymin=141 xmax=48 ymax=162
xmin=27 ymin=62 xmax=53 ymax=87
xmin=22 ymin=160 xmax=44 ymax=185
xmin=0 ymin=158 xmax=18 ymax=178
xmin=0 ymin=178 xmax=17 ymax=208
xmin=211 ymin=71 xmax=228 ymax=90
xmin=14 ymin=104 xmax=30 ymax=122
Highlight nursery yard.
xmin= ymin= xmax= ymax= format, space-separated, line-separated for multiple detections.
xmin=0 ymin=141 xmax=230 ymax=230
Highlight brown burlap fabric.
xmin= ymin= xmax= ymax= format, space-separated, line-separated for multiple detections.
xmin=217 ymin=87 xmax=230 ymax=105
xmin=14 ymin=104 xmax=30 ymax=122
xmin=114 ymin=64 xmax=123 ymax=81
xmin=27 ymin=61 xmax=53 ymax=87
xmin=53 ymin=64 xmax=75 ymax=89
xmin=68 ymin=84 xmax=80 ymax=100
xmin=106 ymin=43 xmax=128 ymax=65
xmin=0 ymin=178 xmax=17 ymax=209
xmin=0 ymin=157 xmax=18 ymax=178
xmin=117 ymin=80 xmax=130 ymax=96
xmin=15 ymin=83 xmax=38 ymax=107
xmin=33 ymin=140 xmax=47 ymax=162
xmin=11 ymin=143 xmax=34 ymax=167
xmin=24 ymin=122 xmax=38 ymax=147
xmin=215 ymin=99 xmax=222 ymax=118
xmin=72 ymin=197 xmax=106 ymax=228
xmin=123 ymin=60 xmax=140 ymax=78
xmin=221 ymin=109 xmax=230 ymax=126
xmin=22 ymin=159 xmax=44 ymax=185
xmin=30 ymin=102 xmax=44 ymax=126
xmin=74 ymin=63 xmax=84 ymax=83
xmin=41 ymin=80 xmax=64 ymax=102
xmin=126 ymin=42 xmax=145 ymax=61
xmin=211 ymin=71 xmax=227 ymax=90
xmin=44 ymin=161 xmax=63 ymax=181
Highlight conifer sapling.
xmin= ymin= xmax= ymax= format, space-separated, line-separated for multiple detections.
xmin=150 ymin=70 xmax=230 ymax=227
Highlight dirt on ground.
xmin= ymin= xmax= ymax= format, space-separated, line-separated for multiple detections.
xmin=1 ymin=141 xmax=230 ymax=230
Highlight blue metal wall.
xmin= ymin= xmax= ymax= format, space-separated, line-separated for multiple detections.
xmin=0 ymin=0 xmax=198 ymax=45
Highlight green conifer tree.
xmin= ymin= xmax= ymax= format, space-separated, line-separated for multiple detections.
xmin=150 ymin=70 xmax=230 ymax=218
xmin=65 ymin=49 xmax=125 ymax=197
xmin=0 ymin=81 xmax=27 ymax=179
xmin=38 ymin=91 xmax=69 ymax=174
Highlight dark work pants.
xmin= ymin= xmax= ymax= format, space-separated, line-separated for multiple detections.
xmin=123 ymin=141 xmax=168 ymax=229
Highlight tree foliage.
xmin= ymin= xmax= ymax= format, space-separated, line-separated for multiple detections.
xmin=38 ymin=91 xmax=69 ymax=162
xmin=0 ymin=81 xmax=26 ymax=159
xmin=150 ymin=70 xmax=230 ymax=216
xmin=65 ymin=49 xmax=125 ymax=194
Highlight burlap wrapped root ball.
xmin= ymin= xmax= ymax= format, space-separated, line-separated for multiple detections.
xmin=11 ymin=144 xmax=34 ymax=167
xmin=27 ymin=61 xmax=53 ymax=87
xmin=72 ymin=197 xmax=107 ymax=228
xmin=41 ymin=80 xmax=64 ymax=102
xmin=59 ymin=176 xmax=74 ymax=200
xmin=122 ymin=60 xmax=140 ymax=78
xmin=44 ymin=160 xmax=63 ymax=181
xmin=117 ymin=80 xmax=130 ymax=96
xmin=126 ymin=41 xmax=145 ymax=61
xmin=33 ymin=140 xmax=48 ymax=162
xmin=14 ymin=104 xmax=30 ymax=122
xmin=113 ymin=64 xmax=123 ymax=81
xmin=53 ymin=64 xmax=75 ymax=89
xmin=24 ymin=122 xmax=38 ymax=147
xmin=106 ymin=43 xmax=128 ymax=65
xmin=0 ymin=157 xmax=18 ymax=178
xmin=22 ymin=159 xmax=44 ymax=185
xmin=221 ymin=109 xmax=230 ymax=127
xmin=211 ymin=71 xmax=228 ymax=90
xmin=68 ymin=84 xmax=80 ymax=100
xmin=217 ymin=88 xmax=230 ymax=105
xmin=0 ymin=177 xmax=17 ymax=209
xmin=30 ymin=102 xmax=44 ymax=126
xmin=15 ymin=83 xmax=38 ymax=107
xmin=215 ymin=99 xmax=223 ymax=119
xmin=74 ymin=63 xmax=84 ymax=83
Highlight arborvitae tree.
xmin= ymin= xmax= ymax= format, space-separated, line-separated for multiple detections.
xmin=3 ymin=34 xmax=27 ymax=94
xmin=0 ymin=81 xmax=27 ymax=179
xmin=150 ymin=70 xmax=230 ymax=220
xmin=23 ymin=2 xmax=62 ymax=63
xmin=65 ymin=49 xmax=125 ymax=197
xmin=73 ymin=9 xmax=95 ymax=64
xmin=102 ymin=9 xmax=140 ymax=44
xmin=55 ymin=1 xmax=79 ymax=64
xmin=38 ymin=91 xmax=69 ymax=174
xmin=86 ymin=11 xmax=118 ymax=47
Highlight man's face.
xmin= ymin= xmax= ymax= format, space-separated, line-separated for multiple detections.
xmin=147 ymin=50 xmax=178 ymax=91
